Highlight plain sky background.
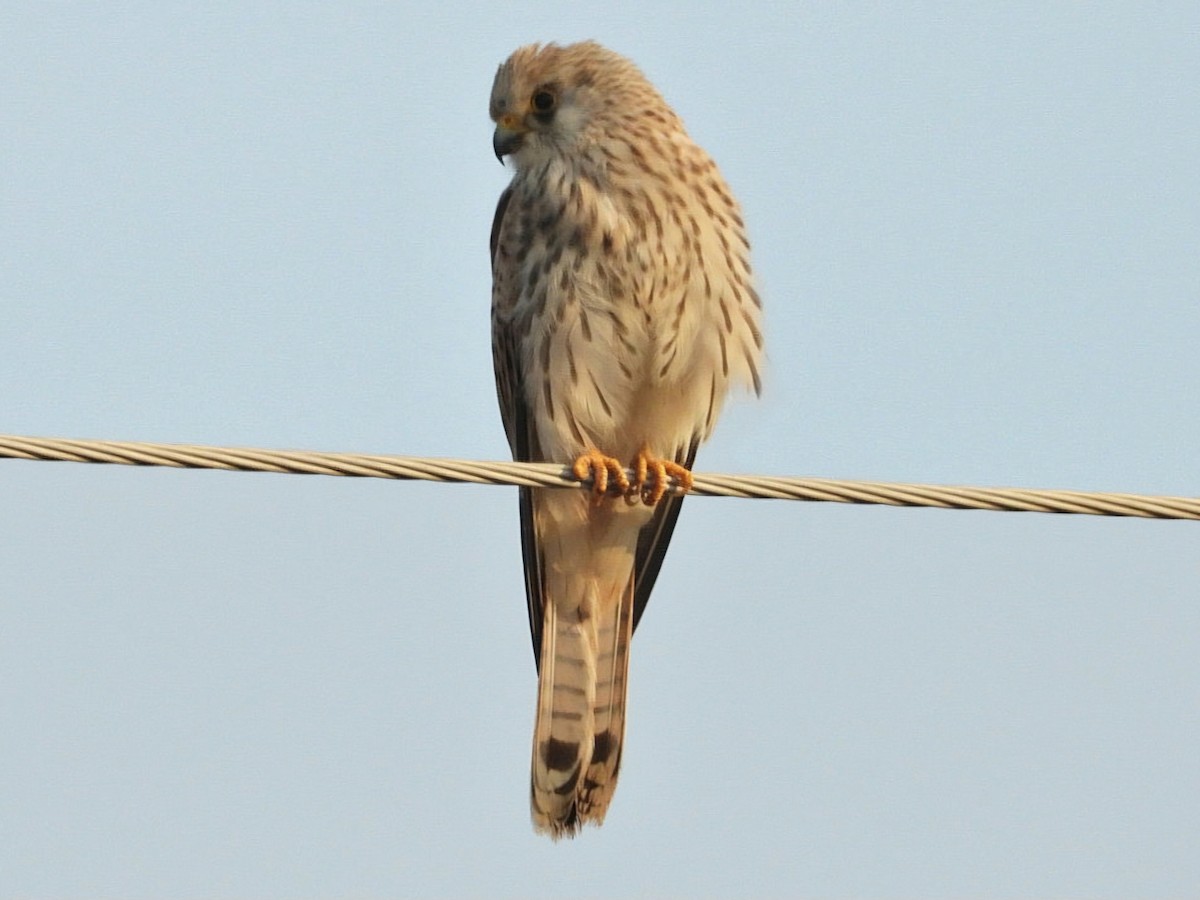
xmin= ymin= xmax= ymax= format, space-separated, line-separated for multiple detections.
xmin=3 ymin=4 xmax=1198 ymax=897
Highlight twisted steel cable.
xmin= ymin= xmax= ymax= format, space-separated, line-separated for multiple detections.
xmin=1 ymin=433 xmax=1197 ymax=520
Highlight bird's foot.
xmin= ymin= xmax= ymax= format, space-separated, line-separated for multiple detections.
xmin=629 ymin=448 xmax=693 ymax=506
xmin=572 ymin=450 xmax=631 ymax=503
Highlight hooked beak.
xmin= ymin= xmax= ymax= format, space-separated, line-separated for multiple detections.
xmin=493 ymin=119 xmax=526 ymax=162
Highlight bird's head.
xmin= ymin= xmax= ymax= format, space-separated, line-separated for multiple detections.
xmin=489 ymin=41 xmax=670 ymax=169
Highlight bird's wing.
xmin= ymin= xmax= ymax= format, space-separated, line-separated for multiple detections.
xmin=631 ymin=437 xmax=699 ymax=634
xmin=491 ymin=186 xmax=549 ymax=665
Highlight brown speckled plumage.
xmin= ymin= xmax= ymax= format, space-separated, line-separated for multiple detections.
xmin=489 ymin=41 xmax=763 ymax=838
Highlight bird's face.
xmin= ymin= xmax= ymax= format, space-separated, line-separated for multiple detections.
xmin=489 ymin=43 xmax=611 ymax=169
xmin=490 ymin=80 xmax=564 ymax=163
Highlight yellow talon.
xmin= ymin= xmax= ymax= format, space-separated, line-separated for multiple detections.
xmin=572 ymin=450 xmax=630 ymax=502
xmin=629 ymin=448 xmax=693 ymax=506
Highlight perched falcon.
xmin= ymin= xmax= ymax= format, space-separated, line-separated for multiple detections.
xmin=489 ymin=41 xmax=764 ymax=838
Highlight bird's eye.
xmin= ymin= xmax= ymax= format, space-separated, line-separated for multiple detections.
xmin=531 ymin=90 xmax=556 ymax=114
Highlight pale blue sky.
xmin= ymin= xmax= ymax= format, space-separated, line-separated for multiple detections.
xmin=3 ymin=4 xmax=1199 ymax=897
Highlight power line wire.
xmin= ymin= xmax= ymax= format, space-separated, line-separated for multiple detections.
xmin=1 ymin=433 xmax=1196 ymax=520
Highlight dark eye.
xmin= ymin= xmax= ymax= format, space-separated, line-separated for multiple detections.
xmin=531 ymin=90 xmax=556 ymax=114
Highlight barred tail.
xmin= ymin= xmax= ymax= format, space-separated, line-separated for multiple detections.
xmin=530 ymin=572 xmax=634 ymax=838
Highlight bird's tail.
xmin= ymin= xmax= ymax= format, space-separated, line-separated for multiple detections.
xmin=530 ymin=570 xmax=634 ymax=838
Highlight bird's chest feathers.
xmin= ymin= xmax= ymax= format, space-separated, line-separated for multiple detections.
xmin=508 ymin=163 xmax=685 ymax=334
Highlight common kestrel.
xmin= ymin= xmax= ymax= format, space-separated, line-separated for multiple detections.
xmin=489 ymin=41 xmax=763 ymax=838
